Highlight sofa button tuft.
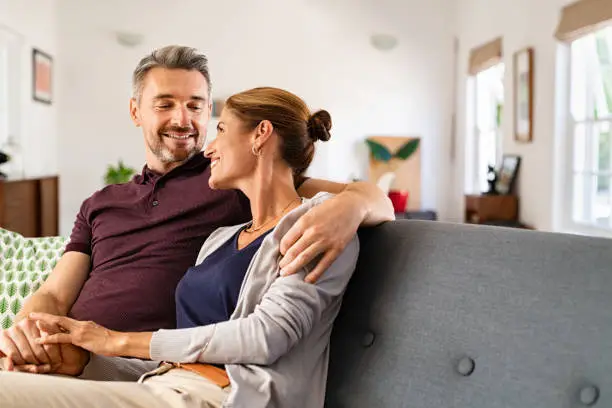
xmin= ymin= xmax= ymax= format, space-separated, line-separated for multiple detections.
xmin=361 ymin=331 xmax=375 ymax=348
xmin=579 ymin=385 xmax=599 ymax=406
xmin=457 ymin=357 xmax=475 ymax=376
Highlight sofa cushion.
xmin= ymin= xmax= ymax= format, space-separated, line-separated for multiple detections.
xmin=325 ymin=221 xmax=612 ymax=407
xmin=0 ymin=228 xmax=68 ymax=329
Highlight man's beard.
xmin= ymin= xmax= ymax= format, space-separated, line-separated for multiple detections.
xmin=149 ymin=126 xmax=200 ymax=163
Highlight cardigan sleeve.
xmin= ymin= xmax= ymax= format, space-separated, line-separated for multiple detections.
xmin=149 ymin=235 xmax=359 ymax=365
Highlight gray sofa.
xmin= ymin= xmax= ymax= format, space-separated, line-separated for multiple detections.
xmin=325 ymin=220 xmax=611 ymax=407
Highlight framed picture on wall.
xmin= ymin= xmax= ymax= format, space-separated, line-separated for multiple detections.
xmin=513 ymin=47 xmax=534 ymax=143
xmin=32 ymin=48 xmax=53 ymax=104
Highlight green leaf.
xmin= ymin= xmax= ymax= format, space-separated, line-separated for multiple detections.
xmin=1 ymin=315 xmax=12 ymax=330
xmin=7 ymin=283 xmax=16 ymax=297
xmin=18 ymin=270 xmax=26 ymax=281
xmin=0 ymin=282 xmax=4 ymax=294
xmin=19 ymin=282 xmax=30 ymax=298
xmin=40 ymin=260 xmax=48 ymax=271
xmin=3 ymin=235 xmax=11 ymax=245
xmin=10 ymin=299 xmax=21 ymax=315
xmin=394 ymin=139 xmax=421 ymax=160
xmin=6 ymin=271 xmax=14 ymax=282
xmin=16 ymin=261 xmax=24 ymax=272
xmin=365 ymin=140 xmax=392 ymax=162
xmin=0 ymin=298 xmax=7 ymax=314
xmin=5 ymin=247 xmax=14 ymax=258
xmin=15 ymin=248 xmax=24 ymax=260
xmin=28 ymin=260 xmax=36 ymax=272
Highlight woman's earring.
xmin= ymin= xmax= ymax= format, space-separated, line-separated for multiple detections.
xmin=252 ymin=144 xmax=261 ymax=157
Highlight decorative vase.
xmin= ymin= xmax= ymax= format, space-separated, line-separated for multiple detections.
xmin=388 ymin=190 xmax=409 ymax=213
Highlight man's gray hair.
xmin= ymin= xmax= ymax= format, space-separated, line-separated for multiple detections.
xmin=132 ymin=45 xmax=211 ymax=102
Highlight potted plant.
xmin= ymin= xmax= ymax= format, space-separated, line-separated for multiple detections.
xmin=104 ymin=160 xmax=136 ymax=185
xmin=365 ymin=138 xmax=420 ymax=213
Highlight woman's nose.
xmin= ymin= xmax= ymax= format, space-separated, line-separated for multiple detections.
xmin=204 ymin=141 xmax=216 ymax=158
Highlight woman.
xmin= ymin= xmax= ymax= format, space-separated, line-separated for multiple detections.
xmin=0 ymin=87 xmax=359 ymax=408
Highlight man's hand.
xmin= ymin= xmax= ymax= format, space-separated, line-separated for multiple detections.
xmin=0 ymin=317 xmax=62 ymax=371
xmin=3 ymin=319 xmax=90 ymax=376
xmin=279 ymin=192 xmax=363 ymax=283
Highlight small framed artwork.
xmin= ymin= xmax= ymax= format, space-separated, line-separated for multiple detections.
xmin=513 ymin=47 xmax=534 ymax=143
xmin=32 ymin=48 xmax=53 ymax=104
xmin=495 ymin=154 xmax=521 ymax=195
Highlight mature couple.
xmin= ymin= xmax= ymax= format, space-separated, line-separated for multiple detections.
xmin=0 ymin=45 xmax=393 ymax=407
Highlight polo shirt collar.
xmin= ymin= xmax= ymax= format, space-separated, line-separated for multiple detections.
xmin=133 ymin=153 xmax=211 ymax=185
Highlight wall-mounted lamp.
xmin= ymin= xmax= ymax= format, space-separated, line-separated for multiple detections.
xmin=115 ymin=31 xmax=144 ymax=47
xmin=370 ymin=34 xmax=398 ymax=51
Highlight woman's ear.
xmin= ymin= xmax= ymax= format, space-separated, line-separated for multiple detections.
xmin=253 ymin=120 xmax=274 ymax=149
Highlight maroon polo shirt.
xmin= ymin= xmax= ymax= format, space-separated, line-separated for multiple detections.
xmin=66 ymin=153 xmax=251 ymax=332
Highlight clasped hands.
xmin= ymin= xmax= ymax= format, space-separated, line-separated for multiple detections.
xmin=0 ymin=316 xmax=89 ymax=375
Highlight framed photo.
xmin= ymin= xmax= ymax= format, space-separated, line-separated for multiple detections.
xmin=513 ymin=47 xmax=534 ymax=143
xmin=32 ymin=48 xmax=53 ymax=104
xmin=495 ymin=154 xmax=521 ymax=195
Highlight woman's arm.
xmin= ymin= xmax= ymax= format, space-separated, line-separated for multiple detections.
xmin=149 ymin=236 xmax=359 ymax=366
xmin=30 ymin=313 xmax=153 ymax=360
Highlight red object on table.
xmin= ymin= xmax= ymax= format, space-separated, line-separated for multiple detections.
xmin=388 ymin=190 xmax=409 ymax=213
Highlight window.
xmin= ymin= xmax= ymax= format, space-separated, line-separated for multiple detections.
xmin=567 ymin=26 xmax=612 ymax=231
xmin=467 ymin=63 xmax=504 ymax=193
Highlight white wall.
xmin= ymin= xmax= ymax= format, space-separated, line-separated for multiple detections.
xmin=56 ymin=0 xmax=456 ymax=235
xmin=0 ymin=0 xmax=58 ymax=177
xmin=453 ymin=0 xmax=572 ymax=230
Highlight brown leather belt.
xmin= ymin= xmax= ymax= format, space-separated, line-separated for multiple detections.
xmin=169 ymin=362 xmax=230 ymax=388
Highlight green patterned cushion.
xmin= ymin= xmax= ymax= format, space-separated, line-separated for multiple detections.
xmin=0 ymin=229 xmax=68 ymax=329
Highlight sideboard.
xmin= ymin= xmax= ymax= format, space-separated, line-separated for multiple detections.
xmin=0 ymin=176 xmax=59 ymax=237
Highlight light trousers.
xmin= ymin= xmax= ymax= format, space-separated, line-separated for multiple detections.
xmin=0 ymin=367 xmax=230 ymax=408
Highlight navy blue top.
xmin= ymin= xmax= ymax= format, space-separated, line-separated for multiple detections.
xmin=175 ymin=227 xmax=271 ymax=329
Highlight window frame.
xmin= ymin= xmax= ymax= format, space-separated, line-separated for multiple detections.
xmin=560 ymin=28 xmax=612 ymax=238
xmin=466 ymin=63 xmax=504 ymax=195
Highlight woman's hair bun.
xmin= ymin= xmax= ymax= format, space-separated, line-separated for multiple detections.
xmin=307 ymin=110 xmax=332 ymax=142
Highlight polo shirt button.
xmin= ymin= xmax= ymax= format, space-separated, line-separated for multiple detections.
xmin=152 ymin=200 xmax=159 ymax=207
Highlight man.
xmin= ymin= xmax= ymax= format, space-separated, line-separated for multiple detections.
xmin=0 ymin=45 xmax=393 ymax=375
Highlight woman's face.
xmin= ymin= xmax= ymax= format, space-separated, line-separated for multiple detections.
xmin=205 ymin=108 xmax=257 ymax=190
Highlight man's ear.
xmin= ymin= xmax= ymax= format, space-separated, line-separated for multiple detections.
xmin=253 ymin=120 xmax=274 ymax=148
xmin=129 ymin=98 xmax=141 ymax=127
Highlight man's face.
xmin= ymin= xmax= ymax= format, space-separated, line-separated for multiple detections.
xmin=130 ymin=67 xmax=211 ymax=169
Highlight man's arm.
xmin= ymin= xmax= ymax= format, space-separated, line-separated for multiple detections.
xmin=16 ymin=252 xmax=91 ymax=320
xmin=0 ymin=252 xmax=90 ymax=371
xmin=280 ymin=178 xmax=394 ymax=283
xmin=297 ymin=178 xmax=394 ymax=226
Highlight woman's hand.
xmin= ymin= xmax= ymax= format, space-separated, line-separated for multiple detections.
xmin=30 ymin=313 xmax=153 ymax=360
xmin=30 ymin=313 xmax=120 ymax=357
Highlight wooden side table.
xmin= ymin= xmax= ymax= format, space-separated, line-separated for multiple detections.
xmin=465 ymin=194 xmax=518 ymax=224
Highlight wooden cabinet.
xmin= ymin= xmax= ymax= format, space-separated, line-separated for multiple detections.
xmin=0 ymin=176 xmax=59 ymax=237
xmin=465 ymin=194 xmax=518 ymax=224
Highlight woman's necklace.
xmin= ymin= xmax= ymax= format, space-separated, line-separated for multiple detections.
xmin=245 ymin=197 xmax=301 ymax=233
